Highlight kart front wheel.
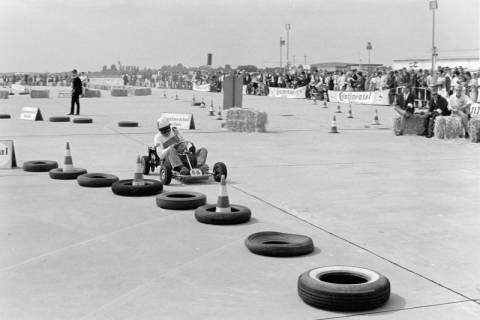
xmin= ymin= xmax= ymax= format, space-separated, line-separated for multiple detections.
xmin=159 ymin=164 xmax=172 ymax=185
xmin=213 ymin=162 xmax=227 ymax=182
xmin=141 ymin=156 xmax=151 ymax=175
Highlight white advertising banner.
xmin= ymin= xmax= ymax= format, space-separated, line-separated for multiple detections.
xmin=328 ymin=89 xmax=390 ymax=105
xmin=268 ymin=86 xmax=306 ymax=99
xmin=160 ymin=113 xmax=195 ymax=130
xmin=89 ymin=77 xmax=123 ymax=86
xmin=193 ymin=83 xmax=210 ymax=92
xmin=470 ymin=103 xmax=480 ymax=116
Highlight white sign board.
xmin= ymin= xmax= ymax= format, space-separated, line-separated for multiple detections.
xmin=328 ymin=89 xmax=390 ymax=105
xmin=20 ymin=107 xmax=43 ymax=121
xmin=470 ymin=103 xmax=480 ymax=116
xmin=160 ymin=113 xmax=195 ymax=129
xmin=193 ymin=83 xmax=210 ymax=92
xmin=268 ymin=86 xmax=306 ymax=99
xmin=0 ymin=140 xmax=17 ymax=169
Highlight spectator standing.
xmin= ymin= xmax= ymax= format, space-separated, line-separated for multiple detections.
xmin=69 ymin=69 xmax=83 ymax=116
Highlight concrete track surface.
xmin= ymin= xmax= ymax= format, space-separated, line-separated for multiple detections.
xmin=1 ymin=87 xmax=479 ymax=319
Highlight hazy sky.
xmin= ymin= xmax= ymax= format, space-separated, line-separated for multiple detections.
xmin=0 ymin=0 xmax=478 ymax=72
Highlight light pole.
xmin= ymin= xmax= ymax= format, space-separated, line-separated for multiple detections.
xmin=366 ymin=42 xmax=372 ymax=73
xmin=429 ymin=0 xmax=438 ymax=74
xmin=280 ymin=37 xmax=285 ymax=70
xmin=285 ymin=24 xmax=291 ymax=70
xmin=304 ymin=55 xmax=307 ymax=65
xmin=293 ymin=55 xmax=296 ymax=67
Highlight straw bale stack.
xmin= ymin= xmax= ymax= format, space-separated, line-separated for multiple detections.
xmin=30 ymin=89 xmax=50 ymax=98
xmin=134 ymin=88 xmax=151 ymax=96
xmin=393 ymin=114 xmax=425 ymax=135
xmin=468 ymin=116 xmax=480 ymax=143
xmin=0 ymin=90 xmax=9 ymax=99
xmin=225 ymin=108 xmax=268 ymax=132
xmin=434 ymin=116 xmax=464 ymax=139
xmin=84 ymin=88 xmax=101 ymax=98
xmin=111 ymin=88 xmax=128 ymax=97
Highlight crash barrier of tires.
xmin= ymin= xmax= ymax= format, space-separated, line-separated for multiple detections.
xmin=393 ymin=114 xmax=425 ymax=136
xmin=245 ymin=231 xmax=314 ymax=257
xmin=77 ymin=173 xmax=119 ymax=187
xmin=297 ymin=266 xmax=391 ymax=311
xmin=434 ymin=116 xmax=464 ymax=139
xmin=30 ymin=89 xmax=50 ymax=98
xmin=84 ymin=88 xmax=101 ymax=98
xmin=156 ymin=191 xmax=206 ymax=210
xmin=73 ymin=118 xmax=93 ymax=124
xmin=469 ymin=116 xmax=480 ymax=142
xmin=49 ymin=168 xmax=87 ymax=179
xmin=111 ymin=179 xmax=163 ymax=196
xmin=49 ymin=116 xmax=70 ymax=122
xmin=118 ymin=121 xmax=138 ymax=127
xmin=111 ymin=88 xmax=128 ymax=97
xmin=224 ymin=108 xmax=268 ymax=132
xmin=0 ymin=90 xmax=9 ymax=99
xmin=195 ymin=204 xmax=251 ymax=225
xmin=0 ymin=114 xmax=11 ymax=119
xmin=23 ymin=160 xmax=58 ymax=172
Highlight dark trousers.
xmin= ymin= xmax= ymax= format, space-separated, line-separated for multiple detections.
xmin=70 ymin=93 xmax=80 ymax=115
xmin=423 ymin=112 xmax=439 ymax=137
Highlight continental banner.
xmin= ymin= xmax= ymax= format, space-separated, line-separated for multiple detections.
xmin=268 ymin=86 xmax=306 ymax=99
xmin=193 ymin=83 xmax=210 ymax=92
xmin=328 ymin=89 xmax=390 ymax=105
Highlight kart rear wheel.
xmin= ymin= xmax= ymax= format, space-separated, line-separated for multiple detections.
xmin=141 ymin=156 xmax=150 ymax=175
xmin=213 ymin=162 xmax=227 ymax=182
xmin=159 ymin=164 xmax=172 ymax=185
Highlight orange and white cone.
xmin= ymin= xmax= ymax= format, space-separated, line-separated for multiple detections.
xmin=323 ymin=101 xmax=328 ymax=108
xmin=215 ymin=175 xmax=231 ymax=213
xmin=200 ymin=97 xmax=206 ymax=107
xmin=208 ymin=103 xmax=215 ymax=116
xmin=163 ymin=91 xmax=167 ymax=98
xmin=372 ymin=109 xmax=380 ymax=125
xmin=216 ymin=106 xmax=223 ymax=120
xmin=329 ymin=115 xmax=339 ymax=133
xmin=192 ymin=95 xmax=196 ymax=105
xmin=132 ymin=155 xmax=145 ymax=186
xmin=175 ymin=92 xmax=179 ymax=100
xmin=63 ymin=142 xmax=74 ymax=172
xmin=347 ymin=103 xmax=353 ymax=118
xmin=336 ymin=104 xmax=342 ymax=113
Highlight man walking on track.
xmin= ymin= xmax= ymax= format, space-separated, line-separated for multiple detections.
xmin=69 ymin=69 xmax=82 ymax=115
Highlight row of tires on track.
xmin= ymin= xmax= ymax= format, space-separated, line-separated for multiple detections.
xmin=0 ymin=114 xmax=139 ymax=127
xmin=22 ymin=159 xmax=391 ymax=312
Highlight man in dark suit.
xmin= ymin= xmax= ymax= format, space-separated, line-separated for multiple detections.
xmin=393 ymin=84 xmax=417 ymax=135
xmin=424 ymin=85 xmax=451 ymax=138
xmin=69 ymin=69 xmax=82 ymax=115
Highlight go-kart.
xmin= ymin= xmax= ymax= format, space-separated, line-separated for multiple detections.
xmin=141 ymin=142 xmax=227 ymax=185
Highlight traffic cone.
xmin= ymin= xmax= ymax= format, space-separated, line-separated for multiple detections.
xmin=215 ymin=175 xmax=231 ymax=213
xmin=175 ymin=92 xmax=179 ymax=100
xmin=347 ymin=103 xmax=353 ymax=118
xmin=200 ymin=97 xmax=206 ymax=108
xmin=192 ymin=95 xmax=196 ymax=105
xmin=372 ymin=109 xmax=380 ymax=125
xmin=163 ymin=91 xmax=167 ymax=98
xmin=329 ymin=115 xmax=339 ymax=133
xmin=312 ymin=93 xmax=318 ymax=105
xmin=323 ymin=100 xmax=328 ymax=108
xmin=336 ymin=104 xmax=342 ymax=113
xmin=63 ymin=142 xmax=74 ymax=172
xmin=216 ymin=106 xmax=223 ymax=120
xmin=208 ymin=103 xmax=215 ymax=116
xmin=132 ymin=155 xmax=145 ymax=186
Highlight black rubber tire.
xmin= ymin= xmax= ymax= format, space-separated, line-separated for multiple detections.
xmin=0 ymin=114 xmax=11 ymax=119
xmin=297 ymin=266 xmax=390 ymax=311
xmin=77 ymin=173 xmax=119 ymax=187
xmin=49 ymin=116 xmax=70 ymax=122
xmin=159 ymin=164 xmax=172 ymax=185
xmin=72 ymin=117 xmax=92 ymax=124
xmin=213 ymin=162 xmax=227 ymax=182
xmin=141 ymin=156 xmax=150 ymax=175
xmin=156 ymin=191 xmax=206 ymax=210
xmin=111 ymin=179 xmax=163 ymax=197
xmin=49 ymin=168 xmax=87 ymax=180
xmin=118 ymin=121 xmax=138 ymax=127
xmin=245 ymin=231 xmax=314 ymax=257
xmin=194 ymin=204 xmax=251 ymax=225
xmin=23 ymin=160 xmax=58 ymax=172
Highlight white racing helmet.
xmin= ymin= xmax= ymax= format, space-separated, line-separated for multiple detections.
xmin=157 ymin=117 xmax=171 ymax=130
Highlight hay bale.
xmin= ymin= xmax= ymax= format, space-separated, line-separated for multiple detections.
xmin=111 ymin=88 xmax=128 ymax=97
xmin=393 ymin=114 xmax=426 ymax=136
xmin=434 ymin=116 xmax=447 ymax=139
xmin=468 ymin=116 xmax=480 ymax=143
xmin=133 ymin=88 xmax=151 ymax=96
xmin=0 ymin=90 xmax=9 ymax=99
xmin=84 ymin=88 xmax=101 ymax=98
xmin=225 ymin=108 xmax=268 ymax=132
xmin=30 ymin=89 xmax=49 ymax=99
xmin=444 ymin=116 xmax=464 ymax=139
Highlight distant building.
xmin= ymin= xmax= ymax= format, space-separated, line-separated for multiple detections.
xmin=310 ymin=62 xmax=383 ymax=73
xmin=393 ymin=53 xmax=480 ymax=71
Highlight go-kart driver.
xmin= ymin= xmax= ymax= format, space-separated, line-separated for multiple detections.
xmin=154 ymin=117 xmax=208 ymax=175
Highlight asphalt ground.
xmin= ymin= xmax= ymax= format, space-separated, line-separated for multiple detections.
xmin=0 ymin=86 xmax=479 ymax=319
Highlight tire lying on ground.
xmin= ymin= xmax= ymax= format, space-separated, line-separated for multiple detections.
xmin=245 ymin=231 xmax=314 ymax=257
xmin=297 ymin=266 xmax=390 ymax=311
xmin=73 ymin=117 xmax=92 ymax=124
xmin=156 ymin=191 xmax=206 ymax=210
xmin=194 ymin=204 xmax=251 ymax=225
xmin=77 ymin=173 xmax=119 ymax=187
xmin=118 ymin=121 xmax=139 ymax=127
xmin=49 ymin=168 xmax=87 ymax=179
xmin=0 ymin=114 xmax=11 ymax=119
xmin=23 ymin=160 xmax=58 ymax=172
xmin=49 ymin=116 xmax=70 ymax=122
xmin=111 ymin=179 xmax=163 ymax=197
